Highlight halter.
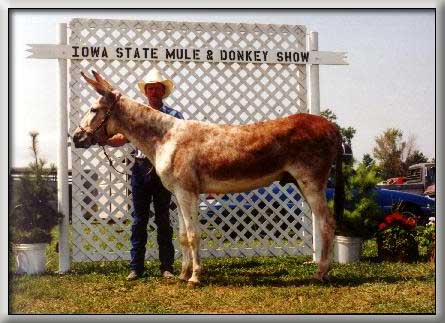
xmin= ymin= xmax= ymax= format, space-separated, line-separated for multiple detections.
xmin=78 ymin=94 xmax=128 ymax=175
xmin=77 ymin=93 xmax=153 ymax=176
xmin=78 ymin=94 xmax=121 ymax=139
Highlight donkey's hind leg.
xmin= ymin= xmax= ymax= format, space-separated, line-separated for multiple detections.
xmin=288 ymin=171 xmax=335 ymax=282
xmin=306 ymin=191 xmax=336 ymax=282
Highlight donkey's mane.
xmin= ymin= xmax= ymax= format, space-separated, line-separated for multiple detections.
xmin=114 ymin=96 xmax=178 ymax=141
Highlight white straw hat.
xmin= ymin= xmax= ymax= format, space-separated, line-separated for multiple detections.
xmin=137 ymin=69 xmax=174 ymax=98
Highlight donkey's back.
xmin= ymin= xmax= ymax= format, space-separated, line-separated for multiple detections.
xmin=168 ymin=113 xmax=340 ymax=194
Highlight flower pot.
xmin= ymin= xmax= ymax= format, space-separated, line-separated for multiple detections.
xmin=12 ymin=243 xmax=48 ymax=275
xmin=334 ymin=235 xmax=363 ymax=264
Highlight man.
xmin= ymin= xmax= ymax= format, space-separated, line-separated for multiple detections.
xmin=106 ymin=68 xmax=184 ymax=280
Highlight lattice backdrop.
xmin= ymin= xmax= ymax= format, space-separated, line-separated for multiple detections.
xmin=68 ymin=18 xmax=312 ymax=262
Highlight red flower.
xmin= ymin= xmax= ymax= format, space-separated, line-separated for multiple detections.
xmin=384 ymin=215 xmax=394 ymax=225
xmin=405 ymin=217 xmax=417 ymax=230
xmin=379 ymin=212 xmax=417 ymax=231
xmin=392 ymin=212 xmax=404 ymax=222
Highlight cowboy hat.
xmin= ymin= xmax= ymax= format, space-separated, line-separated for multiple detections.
xmin=137 ymin=69 xmax=174 ymax=98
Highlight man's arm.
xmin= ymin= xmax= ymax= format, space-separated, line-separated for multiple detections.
xmin=105 ymin=133 xmax=128 ymax=147
xmin=165 ymin=105 xmax=184 ymax=120
xmin=176 ymin=111 xmax=184 ymax=120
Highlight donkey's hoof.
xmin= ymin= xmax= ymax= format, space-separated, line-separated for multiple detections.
xmin=313 ymin=273 xmax=331 ymax=283
xmin=321 ymin=273 xmax=332 ymax=283
xmin=178 ymin=274 xmax=190 ymax=282
xmin=187 ymin=281 xmax=200 ymax=288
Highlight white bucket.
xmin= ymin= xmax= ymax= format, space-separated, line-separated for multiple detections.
xmin=12 ymin=243 xmax=48 ymax=275
xmin=333 ymin=236 xmax=362 ymax=264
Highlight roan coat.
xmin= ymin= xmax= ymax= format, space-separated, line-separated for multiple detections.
xmin=73 ymin=70 xmax=344 ymax=286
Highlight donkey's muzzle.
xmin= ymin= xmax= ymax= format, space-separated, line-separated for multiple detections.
xmin=72 ymin=127 xmax=93 ymax=148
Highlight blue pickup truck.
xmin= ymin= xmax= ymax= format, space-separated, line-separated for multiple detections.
xmin=199 ymin=181 xmax=435 ymax=226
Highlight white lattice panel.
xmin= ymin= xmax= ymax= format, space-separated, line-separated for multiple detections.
xmin=69 ymin=18 xmax=312 ymax=262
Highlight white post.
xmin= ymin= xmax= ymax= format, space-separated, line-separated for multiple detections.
xmin=308 ymin=31 xmax=322 ymax=262
xmin=57 ymin=23 xmax=70 ymax=273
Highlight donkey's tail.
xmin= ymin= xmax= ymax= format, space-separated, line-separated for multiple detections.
xmin=334 ymin=135 xmax=345 ymax=223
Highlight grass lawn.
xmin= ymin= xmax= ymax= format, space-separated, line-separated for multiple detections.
xmin=9 ymin=239 xmax=435 ymax=314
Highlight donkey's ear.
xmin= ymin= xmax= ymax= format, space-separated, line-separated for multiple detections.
xmin=92 ymin=70 xmax=115 ymax=92
xmin=80 ymin=70 xmax=110 ymax=96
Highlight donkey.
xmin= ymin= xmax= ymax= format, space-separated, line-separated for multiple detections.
xmin=73 ymin=70 xmax=344 ymax=286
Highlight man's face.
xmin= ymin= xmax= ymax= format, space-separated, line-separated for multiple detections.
xmin=144 ymin=82 xmax=165 ymax=100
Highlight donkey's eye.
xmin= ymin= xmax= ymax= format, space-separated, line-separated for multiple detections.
xmin=91 ymin=108 xmax=98 ymax=113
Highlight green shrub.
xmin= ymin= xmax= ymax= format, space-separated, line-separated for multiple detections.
xmin=416 ymin=218 xmax=435 ymax=258
xmin=330 ymin=163 xmax=381 ymax=238
xmin=10 ymin=132 xmax=63 ymax=244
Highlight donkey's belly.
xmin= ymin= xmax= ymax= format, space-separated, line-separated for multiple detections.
xmin=201 ymin=171 xmax=283 ymax=194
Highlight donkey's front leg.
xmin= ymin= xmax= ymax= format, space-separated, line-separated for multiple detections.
xmin=176 ymin=206 xmax=192 ymax=281
xmin=175 ymin=189 xmax=202 ymax=286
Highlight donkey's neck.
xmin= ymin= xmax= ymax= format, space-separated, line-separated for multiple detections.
xmin=112 ymin=97 xmax=177 ymax=163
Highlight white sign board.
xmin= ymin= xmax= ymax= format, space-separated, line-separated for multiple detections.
xmin=27 ymin=44 xmax=348 ymax=65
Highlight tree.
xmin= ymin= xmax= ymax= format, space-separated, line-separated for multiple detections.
xmin=10 ymin=132 xmax=62 ymax=244
xmin=321 ymin=108 xmax=357 ymax=146
xmin=405 ymin=150 xmax=428 ymax=167
xmin=320 ymin=109 xmax=336 ymax=123
xmin=373 ymin=129 xmax=431 ymax=179
xmin=373 ymin=128 xmax=405 ymax=179
xmin=328 ymin=162 xmax=381 ymax=238
xmin=340 ymin=127 xmax=357 ymax=147
xmin=321 ymin=109 xmax=356 ymax=168
xmin=362 ymin=153 xmax=376 ymax=168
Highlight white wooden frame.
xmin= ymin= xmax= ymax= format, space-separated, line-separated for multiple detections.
xmin=28 ymin=18 xmax=347 ymax=272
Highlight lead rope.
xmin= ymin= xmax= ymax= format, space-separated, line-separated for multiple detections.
xmin=102 ymin=146 xmax=126 ymax=175
xmin=102 ymin=146 xmax=154 ymax=176
xmin=142 ymin=159 xmax=154 ymax=176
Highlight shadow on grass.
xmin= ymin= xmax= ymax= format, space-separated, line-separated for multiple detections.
xmin=199 ymin=256 xmax=434 ymax=288
xmin=16 ymin=254 xmax=433 ymax=290
xmin=362 ymin=254 xmax=432 ymax=263
xmin=202 ymin=270 xmax=433 ymax=288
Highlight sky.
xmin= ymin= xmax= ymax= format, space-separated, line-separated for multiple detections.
xmin=11 ymin=9 xmax=435 ymax=168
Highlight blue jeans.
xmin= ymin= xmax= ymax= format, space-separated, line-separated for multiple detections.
xmin=129 ymin=158 xmax=174 ymax=274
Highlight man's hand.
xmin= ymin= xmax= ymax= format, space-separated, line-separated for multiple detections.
xmin=105 ymin=133 xmax=128 ymax=147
